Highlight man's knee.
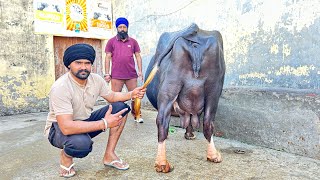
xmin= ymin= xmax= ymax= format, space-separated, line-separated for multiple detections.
xmin=111 ymin=102 xmax=131 ymax=116
xmin=63 ymin=134 xmax=93 ymax=158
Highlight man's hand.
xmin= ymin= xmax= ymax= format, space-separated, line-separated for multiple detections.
xmin=138 ymin=71 xmax=144 ymax=82
xmin=131 ymin=86 xmax=146 ymax=99
xmin=104 ymin=105 xmax=128 ymax=128
xmin=104 ymin=74 xmax=111 ymax=83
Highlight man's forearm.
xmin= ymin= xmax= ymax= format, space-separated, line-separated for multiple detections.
xmin=57 ymin=115 xmax=105 ymax=135
xmin=105 ymin=55 xmax=111 ymax=74
xmin=104 ymin=91 xmax=131 ymax=103
xmin=135 ymin=53 xmax=142 ymax=73
xmin=113 ymin=91 xmax=132 ymax=102
xmin=137 ymin=58 xmax=142 ymax=73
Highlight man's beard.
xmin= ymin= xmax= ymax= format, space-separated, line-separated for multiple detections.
xmin=118 ymin=30 xmax=128 ymax=40
xmin=73 ymin=69 xmax=90 ymax=80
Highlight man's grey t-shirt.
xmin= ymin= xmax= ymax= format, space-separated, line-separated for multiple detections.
xmin=44 ymin=72 xmax=110 ymax=136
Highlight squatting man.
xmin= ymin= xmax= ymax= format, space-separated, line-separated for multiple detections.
xmin=44 ymin=43 xmax=146 ymax=178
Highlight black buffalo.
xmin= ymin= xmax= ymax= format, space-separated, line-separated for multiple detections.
xmin=145 ymin=23 xmax=225 ymax=173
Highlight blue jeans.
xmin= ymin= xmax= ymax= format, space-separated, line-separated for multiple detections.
xmin=48 ymin=102 xmax=131 ymax=158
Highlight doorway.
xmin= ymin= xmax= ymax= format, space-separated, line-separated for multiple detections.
xmin=53 ymin=36 xmax=103 ymax=80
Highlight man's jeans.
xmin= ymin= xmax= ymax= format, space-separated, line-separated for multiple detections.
xmin=48 ymin=102 xmax=130 ymax=158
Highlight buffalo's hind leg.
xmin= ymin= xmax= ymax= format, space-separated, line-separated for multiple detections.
xmin=204 ymin=121 xmax=222 ymax=163
xmin=207 ymin=134 xmax=222 ymax=163
xmin=155 ymin=141 xmax=173 ymax=173
xmin=203 ymin=95 xmax=222 ymax=163
xmin=155 ymin=93 xmax=177 ymax=173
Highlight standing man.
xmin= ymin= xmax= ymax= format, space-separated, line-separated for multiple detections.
xmin=44 ymin=43 xmax=146 ymax=178
xmin=104 ymin=17 xmax=144 ymax=123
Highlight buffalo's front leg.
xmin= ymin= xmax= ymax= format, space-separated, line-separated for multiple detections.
xmin=185 ymin=123 xmax=196 ymax=140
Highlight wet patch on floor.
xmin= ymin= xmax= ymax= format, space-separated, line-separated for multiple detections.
xmin=221 ymin=147 xmax=253 ymax=155
xmin=24 ymin=119 xmax=37 ymax=122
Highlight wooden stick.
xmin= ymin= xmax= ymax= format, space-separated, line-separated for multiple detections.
xmin=134 ymin=65 xmax=158 ymax=119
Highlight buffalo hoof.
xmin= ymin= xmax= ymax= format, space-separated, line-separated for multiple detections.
xmin=184 ymin=132 xmax=196 ymax=140
xmin=154 ymin=161 xmax=174 ymax=173
xmin=207 ymin=152 xmax=222 ymax=163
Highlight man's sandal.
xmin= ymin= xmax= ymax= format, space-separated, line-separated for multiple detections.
xmin=60 ymin=163 xmax=76 ymax=178
xmin=104 ymin=159 xmax=129 ymax=170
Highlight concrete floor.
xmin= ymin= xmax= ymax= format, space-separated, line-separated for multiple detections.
xmin=0 ymin=107 xmax=319 ymax=180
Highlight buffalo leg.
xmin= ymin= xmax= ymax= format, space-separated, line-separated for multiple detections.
xmin=154 ymin=141 xmax=173 ymax=172
xmin=155 ymin=103 xmax=174 ymax=172
xmin=207 ymin=135 xmax=222 ymax=162
xmin=185 ymin=123 xmax=196 ymax=140
xmin=174 ymin=102 xmax=195 ymax=140
xmin=203 ymin=88 xmax=222 ymax=163
xmin=154 ymin=89 xmax=178 ymax=173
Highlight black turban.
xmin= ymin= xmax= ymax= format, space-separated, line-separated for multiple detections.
xmin=63 ymin=43 xmax=96 ymax=68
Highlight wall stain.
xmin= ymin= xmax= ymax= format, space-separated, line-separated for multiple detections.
xmin=0 ymin=74 xmax=52 ymax=109
xmin=275 ymin=65 xmax=315 ymax=76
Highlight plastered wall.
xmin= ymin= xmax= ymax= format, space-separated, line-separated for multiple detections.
xmin=111 ymin=0 xmax=320 ymax=159
xmin=112 ymin=0 xmax=320 ymax=90
xmin=0 ymin=0 xmax=319 ymax=116
xmin=0 ymin=0 xmax=54 ymax=115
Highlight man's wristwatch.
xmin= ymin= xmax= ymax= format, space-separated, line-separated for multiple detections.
xmin=104 ymin=74 xmax=110 ymax=77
